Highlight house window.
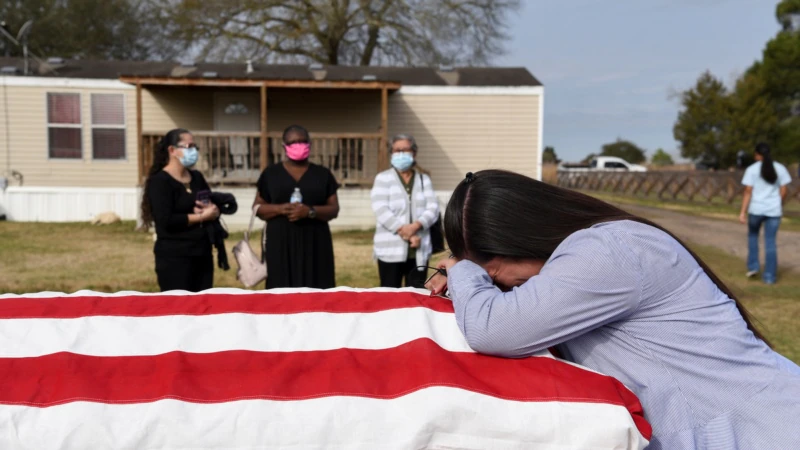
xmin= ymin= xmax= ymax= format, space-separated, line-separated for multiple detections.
xmin=91 ymin=93 xmax=126 ymax=160
xmin=47 ymin=93 xmax=82 ymax=159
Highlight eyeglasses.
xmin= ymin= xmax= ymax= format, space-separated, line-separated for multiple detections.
xmin=417 ymin=266 xmax=449 ymax=298
xmin=176 ymin=144 xmax=199 ymax=150
xmin=391 ymin=148 xmax=414 ymax=153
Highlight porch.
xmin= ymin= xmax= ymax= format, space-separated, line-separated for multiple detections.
xmin=139 ymin=131 xmax=382 ymax=186
xmin=125 ymin=76 xmax=401 ymax=187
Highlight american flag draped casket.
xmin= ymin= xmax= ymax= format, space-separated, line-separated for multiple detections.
xmin=0 ymin=288 xmax=651 ymax=449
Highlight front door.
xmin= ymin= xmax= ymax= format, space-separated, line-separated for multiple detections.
xmin=213 ymin=92 xmax=261 ymax=174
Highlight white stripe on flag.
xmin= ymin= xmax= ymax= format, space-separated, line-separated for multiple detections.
xmin=0 ymin=287 xmax=431 ymax=299
xmin=0 ymin=388 xmax=649 ymax=450
xmin=0 ymin=309 xmax=486 ymax=357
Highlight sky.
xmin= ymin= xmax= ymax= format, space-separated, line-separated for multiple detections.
xmin=498 ymin=0 xmax=780 ymax=163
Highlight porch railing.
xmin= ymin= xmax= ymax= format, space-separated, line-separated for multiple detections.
xmin=140 ymin=131 xmax=382 ymax=186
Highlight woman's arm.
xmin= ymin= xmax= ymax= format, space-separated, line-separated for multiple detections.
xmin=446 ymin=228 xmax=642 ymax=357
xmin=313 ymin=194 xmax=340 ymax=221
xmin=371 ymin=174 xmax=404 ymax=233
xmin=254 ymin=192 xmax=291 ymax=221
xmin=398 ymin=174 xmax=440 ymax=239
xmin=739 ymin=186 xmax=753 ymax=224
xmin=287 ymin=194 xmax=340 ymax=222
xmin=149 ymin=176 xmax=207 ymax=230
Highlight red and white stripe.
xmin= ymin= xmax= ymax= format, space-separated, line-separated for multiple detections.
xmin=0 ymin=288 xmax=651 ymax=449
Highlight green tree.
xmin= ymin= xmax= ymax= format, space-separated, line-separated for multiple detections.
xmin=673 ymin=71 xmax=732 ymax=167
xmin=599 ymin=138 xmax=647 ymax=164
xmin=725 ymin=70 xmax=780 ymax=160
xmin=760 ymin=31 xmax=800 ymax=116
xmin=0 ymin=0 xmax=167 ymax=60
xmin=776 ymin=0 xmax=800 ymax=31
xmin=758 ymin=0 xmax=800 ymax=163
xmin=153 ymin=0 xmax=521 ymax=65
xmin=651 ymin=148 xmax=674 ymax=167
xmin=542 ymin=146 xmax=560 ymax=164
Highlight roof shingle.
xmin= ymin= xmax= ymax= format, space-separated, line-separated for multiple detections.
xmin=0 ymin=57 xmax=542 ymax=87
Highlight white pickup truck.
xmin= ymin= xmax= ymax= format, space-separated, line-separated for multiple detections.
xmin=557 ymin=156 xmax=647 ymax=172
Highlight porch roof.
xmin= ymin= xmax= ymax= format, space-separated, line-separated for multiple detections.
xmin=0 ymin=57 xmax=542 ymax=88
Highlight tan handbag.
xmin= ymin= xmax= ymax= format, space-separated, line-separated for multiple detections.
xmin=232 ymin=205 xmax=267 ymax=288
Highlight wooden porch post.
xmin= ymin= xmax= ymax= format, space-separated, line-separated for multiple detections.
xmin=260 ymin=83 xmax=268 ymax=171
xmin=379 ymin=87 xmax=389 ymax=172
xmin=136 ymin=83 xmax=143 ymax=185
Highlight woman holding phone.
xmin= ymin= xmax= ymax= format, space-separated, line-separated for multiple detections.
xmin=140 ymin=128 xmax=220 ymax=292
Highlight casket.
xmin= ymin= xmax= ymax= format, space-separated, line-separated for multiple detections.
xmin=0 ymin=288 xmax=651 ymax=449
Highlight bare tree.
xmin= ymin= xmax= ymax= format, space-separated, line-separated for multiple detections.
xmin=152 ymin=0 xmax=520 ymax=66
xmin=0 ymin=0 xmax=179 ymax=61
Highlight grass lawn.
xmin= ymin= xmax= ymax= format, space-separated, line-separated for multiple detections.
xmin=586 ymin=191 xmax=800 ymax=232
xmin=0 ymin=221 xmax=797 ymax=363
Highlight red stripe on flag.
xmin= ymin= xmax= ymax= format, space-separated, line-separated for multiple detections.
xmin=0 ymin=338 xmax=651 ymax=439
xmin=0 ymin=291 xmax=454 ymax=319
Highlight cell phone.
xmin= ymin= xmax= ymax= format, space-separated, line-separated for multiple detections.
xmin=196 ymin=190 xmax=211 ymax=205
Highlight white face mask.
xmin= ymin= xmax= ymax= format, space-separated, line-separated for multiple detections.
xmin=178 ymin=146 xmax=199 ymax=167
xmin=391 ymin=152 xmax=414 ymax=171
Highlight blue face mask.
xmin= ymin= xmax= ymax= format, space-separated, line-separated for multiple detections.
xmin=391 ymin=152 xmax=415 ymax=171
xmin=178 ymin=146 xmax=199 ymax=167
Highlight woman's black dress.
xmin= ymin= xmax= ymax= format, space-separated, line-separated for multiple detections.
xmin=257 ymin=163 xmax=338 ymax=289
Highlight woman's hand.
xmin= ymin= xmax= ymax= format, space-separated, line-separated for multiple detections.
xmin=425 ymin=256 xmax=459 ymax=296
xmin=197 ymin=202 xmax=220 ymax=222
xmin=397 ymin=222 xmax=422 ymax=240
xmin=281 ymin=203 xmax=294 ymax=216
xmin=287 ymin=203 xmax=310 ymax=222
xmin=409 ymin=235 xmax=421 ymax=248
xmin=739 ymin=212 xmax=747 ymax=224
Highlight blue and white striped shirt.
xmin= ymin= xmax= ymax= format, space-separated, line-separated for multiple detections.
xmin=448 ymin=220 xmax=800 ymax=449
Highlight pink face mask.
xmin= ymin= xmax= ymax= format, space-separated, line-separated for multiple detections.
xmin=284 ymin=142 xmax=310 ymax=161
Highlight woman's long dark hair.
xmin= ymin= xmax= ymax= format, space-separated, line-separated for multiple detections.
xmin=755 ymin=143 xmax=778 ymax=184
xmin=139 ymin=128 xmax=190 ymax=230
xmin=445 ymin=170 xmax=769 ymax=345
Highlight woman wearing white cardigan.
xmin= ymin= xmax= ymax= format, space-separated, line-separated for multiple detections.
xmin=370 ymin=134 xmax=440 ymax=288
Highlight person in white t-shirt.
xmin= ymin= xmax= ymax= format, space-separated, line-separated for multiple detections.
xmin=738 ymin=143 xmax=793 ymax=284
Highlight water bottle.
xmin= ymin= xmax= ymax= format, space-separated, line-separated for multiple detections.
xmin=290 ymin=187 xmax=303 ymax=204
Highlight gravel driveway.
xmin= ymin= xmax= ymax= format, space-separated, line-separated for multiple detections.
xmin=615 ymin=204 xmax=800 ymax=274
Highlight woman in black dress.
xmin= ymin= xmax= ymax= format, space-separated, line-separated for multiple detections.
xmin=140 ymin=128 xmax=220 ymax=292
xmin=253 ymin=125 xmax=340 ymax=288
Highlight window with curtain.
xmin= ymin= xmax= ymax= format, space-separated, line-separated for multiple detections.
xmin=47 ymin=93 xmax=82 ymax=159
xmin=91 ymin=93 xmax=126 ymax=160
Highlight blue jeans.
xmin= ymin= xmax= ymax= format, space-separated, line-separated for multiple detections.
xmin=747 ymin=215 xmax=781 ymax=284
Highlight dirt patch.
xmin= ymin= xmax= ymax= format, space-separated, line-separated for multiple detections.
xmin=617 ymin=204 xmax=800 ymax=274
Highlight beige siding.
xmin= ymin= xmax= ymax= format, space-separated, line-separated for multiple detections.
xmin=141 ymin=87 xmax=215 ymax=132
xmin=0 ymin=84 xmax=137 ymax=187
xmin=388 ymin=93 xmax=541 ymax=190
xmin=1 ymin=83 xmax=540 ymax=191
